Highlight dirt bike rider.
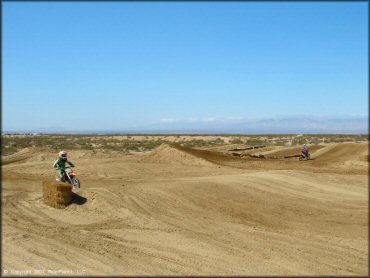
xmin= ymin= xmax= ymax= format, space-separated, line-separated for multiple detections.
xmin=301 ymin=144 xmax=309 ymax=158
xmin=53 ymin=150 xmax=75 ymax=182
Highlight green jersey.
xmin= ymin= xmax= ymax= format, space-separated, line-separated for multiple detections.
xmin=53 ymin=157 xmax=74 ymax=170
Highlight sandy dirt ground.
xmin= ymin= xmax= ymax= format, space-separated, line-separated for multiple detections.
xmin=2 ymin=141 xmax=368 ymax=276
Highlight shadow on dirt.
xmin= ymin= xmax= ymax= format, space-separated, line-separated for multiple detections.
xmin=71 ymin=192 xmax=87 ymax=205
xmin=299 ymin=158 xmax=316 ymax=161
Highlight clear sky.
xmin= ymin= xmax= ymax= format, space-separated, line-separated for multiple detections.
xmin=3 ymin=2 xmax=368 ymax=132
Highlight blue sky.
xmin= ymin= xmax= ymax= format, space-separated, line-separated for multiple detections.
xmin=3 ymin=2 xmax=368 ymax=132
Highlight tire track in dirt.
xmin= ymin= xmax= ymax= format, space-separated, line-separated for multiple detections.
xmin=2 ymin=142 xmax=368 ymax=275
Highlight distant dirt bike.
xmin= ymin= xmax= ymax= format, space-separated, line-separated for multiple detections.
xmin=57 ymin=167 xmax=81 ymax=189
xmin=299 ymin=152 xmax=311 ymax=161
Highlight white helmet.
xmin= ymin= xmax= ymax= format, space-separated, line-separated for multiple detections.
xmin=59 ymin=150 xmax=67 ymax=158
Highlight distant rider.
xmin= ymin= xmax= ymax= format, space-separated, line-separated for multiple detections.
xmin=301 ymin=144 xmax=309 ymax=158
xmin=53 ymin=150 xmax=75 ymax=182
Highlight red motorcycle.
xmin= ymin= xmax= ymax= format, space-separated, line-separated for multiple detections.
xmin=57 ymin=167 xmax=81 ymax=189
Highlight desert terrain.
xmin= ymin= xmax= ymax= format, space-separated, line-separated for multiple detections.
xmin=2 ymin=134 xmax=368 ymax=275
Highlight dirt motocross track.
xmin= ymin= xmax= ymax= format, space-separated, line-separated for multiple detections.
xmin=2 ymin=141 xmax=368 ymax=275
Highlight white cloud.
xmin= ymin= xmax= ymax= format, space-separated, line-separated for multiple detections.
xmin=160 ymin=118 xmax=176 ymax=123
xmin=184 ymin=117 xmax=199 ymax=123
xmin=224 ymin=116 xmax=244 ymax=121
xmin=160 ymin=117 xmax=215 ymax=123
xmin=203 ymin=117 xmax=217 ymax=122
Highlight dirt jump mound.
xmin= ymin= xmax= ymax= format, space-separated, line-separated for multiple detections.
xmin=42 ymin=181 xmax=72 ymax=209
xmin=2 ymin=148 xmax=34 ymax=165
xmin=145 ymin=144 xmax=215 ymax=166
xmin=312 ymin=142 xmax=368 ymax=162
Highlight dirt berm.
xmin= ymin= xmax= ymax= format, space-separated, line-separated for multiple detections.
xmin=144 ymin=143 xmax=236 ymax=166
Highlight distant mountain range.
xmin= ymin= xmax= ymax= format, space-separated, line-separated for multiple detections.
xmin=3 ymin=115 xmax=368 ymax=134
xmin=125 ymin=115 xmax=369 ymax=134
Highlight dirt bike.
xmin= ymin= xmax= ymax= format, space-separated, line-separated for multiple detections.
xmin=299 ymin=152 xmax=311 ymax=161
xmin=57 ymin=167 xmax=81 ymax=189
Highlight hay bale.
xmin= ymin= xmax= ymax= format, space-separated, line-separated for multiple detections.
xmin=248 ymin=154 xmax=265 ymax=159
xmin=252 ymin=145 xmax=266 ymax=149
xmin=228 ymin=147 xmax=254 ymax=151
xmin=42 ymin=181 xmax=72 ymax=209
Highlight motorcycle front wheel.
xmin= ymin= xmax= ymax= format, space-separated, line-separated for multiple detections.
xmin=72 ymin=178 xmax=81 ymax=189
